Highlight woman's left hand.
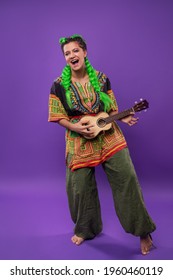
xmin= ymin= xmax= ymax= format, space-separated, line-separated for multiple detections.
xmin=121 ymin=114 xmax=139 ymax=126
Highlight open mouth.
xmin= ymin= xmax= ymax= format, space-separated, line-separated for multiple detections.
xmin=71 ymin=59 xmax=79 ymax=65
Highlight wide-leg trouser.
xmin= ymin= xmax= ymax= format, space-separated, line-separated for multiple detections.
xmin=66 ymin=148 xmax=156 ymax=239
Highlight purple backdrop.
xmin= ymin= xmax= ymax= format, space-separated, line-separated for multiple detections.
xmin=0 ymin=0 xmax=173 ymax=260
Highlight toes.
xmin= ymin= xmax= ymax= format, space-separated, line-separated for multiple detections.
xmin=75 ymin=237 xmax=84 ymax=245
xmin=71 ymin=235 xmax=84 ymax=245
xmin=141 ymin=247 xmax=149 ymax=255
xmin=71 ymin=236 xmax=77 ymax=243
xmin=140 ymin=236 xmax=153 ymax=255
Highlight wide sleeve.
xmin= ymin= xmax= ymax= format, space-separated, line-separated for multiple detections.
xmin=104 ymin=77 xmax=119 ymax=113
xmin=48 ymin=82 xmax=70 ymax=122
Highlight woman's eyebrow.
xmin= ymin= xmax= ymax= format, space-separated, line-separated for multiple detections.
xmin=64 ymin=51 xmax=70 ymax=54
xmin=64 ymin=48 xmax=79 ymax=55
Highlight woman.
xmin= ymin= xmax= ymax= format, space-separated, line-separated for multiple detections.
xmin=48 ymin=34 xmax=156 ymax=255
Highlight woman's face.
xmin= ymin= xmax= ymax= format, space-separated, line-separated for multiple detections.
xmin=63 ymin=41 xmax=87 ymax=72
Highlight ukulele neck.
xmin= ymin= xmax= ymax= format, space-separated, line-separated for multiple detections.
xmin=104 ymin=108 xmax=134 ymax=124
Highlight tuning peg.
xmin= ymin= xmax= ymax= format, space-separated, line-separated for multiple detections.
xmin=144 ymin=109 xmax=147 ymax=112
xmin=140 ymin=98 xmax=143 ymax=101
xmin=135 ymin=101 xmax=138 ymax=104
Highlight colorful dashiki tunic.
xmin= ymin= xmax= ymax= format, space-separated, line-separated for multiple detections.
xmin=48 ymin=71 xmax=127 ymax=171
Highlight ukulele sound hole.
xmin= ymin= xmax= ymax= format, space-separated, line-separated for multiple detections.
xmin=97 ymin=118 xmax=107 ymax=128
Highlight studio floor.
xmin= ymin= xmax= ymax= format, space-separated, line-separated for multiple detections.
xmin=0 ymin=177 xmax=172 ymax=260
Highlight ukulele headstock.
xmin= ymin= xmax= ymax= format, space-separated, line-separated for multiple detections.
xmin=133 ymin=99 xmax=149 ymax=113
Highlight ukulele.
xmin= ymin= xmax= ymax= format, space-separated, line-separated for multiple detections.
xmin=82 ymin=99 xmax=149 ymax=139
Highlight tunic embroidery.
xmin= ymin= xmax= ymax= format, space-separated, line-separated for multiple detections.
xmin=48 ymin=72 xmax=127 ymax=171
xmin=70 ymin=81 xmax=100 ymax=113
xmin=48 ymin=94 xmax=70 ymax=121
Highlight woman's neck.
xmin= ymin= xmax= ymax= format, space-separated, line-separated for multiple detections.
xmin=71 ymin=68 xmax=88 ymax=82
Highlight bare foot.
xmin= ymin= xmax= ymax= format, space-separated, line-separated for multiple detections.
xmin=71 ymin=235 xmax=84 ymax=246
xmin=140 ymin=235 xmax=153 ymax=255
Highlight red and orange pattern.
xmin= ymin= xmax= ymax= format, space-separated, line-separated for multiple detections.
xmin=66 ymin=122 xmax=127 ymax=171
xmin=48 ymin=73 xmax=127 ymax=171
xmin=48 ymin=94 xmax=70 ymax=121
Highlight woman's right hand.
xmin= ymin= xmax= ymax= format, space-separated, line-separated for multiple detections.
xmin=71 ymin=119 xmax=95 ymax=138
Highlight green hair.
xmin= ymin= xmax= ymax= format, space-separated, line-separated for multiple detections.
xmin=85 ymin=57 xmax=113 ymax=112
xmin=60 ymin=34 xmax=113 ymax=112
xmin=61 ymin=64 xmax=72 ymax=108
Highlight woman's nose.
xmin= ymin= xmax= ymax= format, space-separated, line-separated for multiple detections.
xmin=69 ymin=52 xmax=75 ymax=59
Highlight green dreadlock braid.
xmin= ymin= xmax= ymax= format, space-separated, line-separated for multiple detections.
xmin=59 ymin=34 xmax=113 ymax=111
xmin=61 ymin=64 xmax=72 ymax=108
xmin=84 ymin=57 xmax=113 ymax=112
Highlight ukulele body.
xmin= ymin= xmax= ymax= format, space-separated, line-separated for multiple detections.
xmin=81 ymin=112 xmax=112 ymax=139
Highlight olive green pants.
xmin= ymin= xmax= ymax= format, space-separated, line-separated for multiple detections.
xmin=66 ymin=148 xmax=156 ymax=239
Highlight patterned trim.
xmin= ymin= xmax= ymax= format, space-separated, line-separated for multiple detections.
xmin=70 ymin=83 xmax=89 ymax=113
xmin=70 ymin=143 xmax=127 ymax=171
xmin=48 ymin=94 xmax=70 ymax=122
xmin=66 ymin=122 xmax=127 ymax=171
xmin=107 ymin=89 xmax=118 ymax=112
xmin=70 ymin=82 xmax=100 ymax=114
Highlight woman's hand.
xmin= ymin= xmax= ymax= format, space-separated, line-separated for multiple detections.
xmin=121 ymin=114 xmax=139 ymax=126
xmin=58 ymin=118 xmax=95 ymax=138
xmin=71 ymin=119 xmax=95 ymax=137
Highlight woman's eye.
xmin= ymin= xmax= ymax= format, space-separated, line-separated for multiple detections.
xmin=74 ymin=49 xmax=79 ymax=53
